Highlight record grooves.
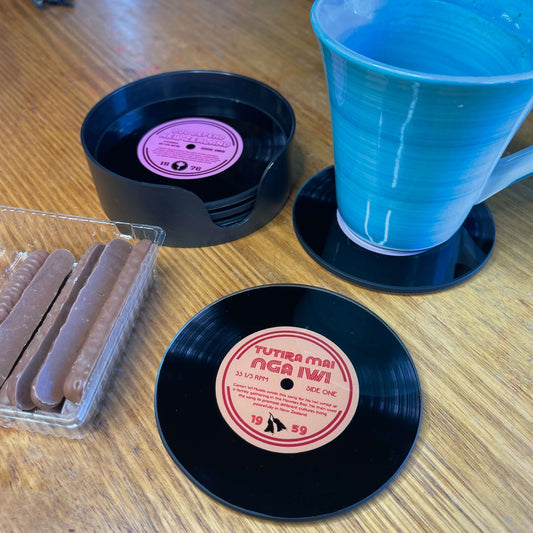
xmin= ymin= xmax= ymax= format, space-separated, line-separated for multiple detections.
xmin=155 ymin=285 xmax=422 ymax=520
xmin=95 ymin=97 xmax=287 ymax=206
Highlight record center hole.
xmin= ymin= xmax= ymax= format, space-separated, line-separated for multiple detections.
xmin=186 ymin=144 xmax=196 ymax=150
xmin=280 ymin=378 xmax=294 ymax=390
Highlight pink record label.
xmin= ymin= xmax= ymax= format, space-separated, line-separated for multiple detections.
xmin=215 ymin=326 xmax=359 ymax=453
xmin=137 ymin=117 xmax=243 ymax=179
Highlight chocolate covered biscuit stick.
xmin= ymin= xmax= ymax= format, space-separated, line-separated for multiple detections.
xmin=0 ymin=250 xmax=49 ymax=325
xmin=31 ymin=239 xmax=133 ymax=410
xmin=0 ymin=249 xmax=74 ymax=388
xmin=64 ymin=239 xmax=153 ymax=403
xmin=1 ymin=243 xmax=105 ymax=410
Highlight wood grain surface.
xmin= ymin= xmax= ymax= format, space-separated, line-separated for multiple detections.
xmin=0 ymin=1 xmax=531 ymax=531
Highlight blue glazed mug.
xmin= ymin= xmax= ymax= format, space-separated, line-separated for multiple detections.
xmin=311 ymin=0 xmax=533 ymax=254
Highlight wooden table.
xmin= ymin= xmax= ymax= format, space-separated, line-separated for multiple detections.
xmin=0 ymin=1 xmax=531 ymax=531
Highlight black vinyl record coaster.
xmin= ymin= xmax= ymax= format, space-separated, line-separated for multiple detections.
xmin=293 ymin=167 xmax=496 ymax=294
xmin=155 ymin=285 xmax=422 ymax=521
xmin=95 ymin=97 xmax=285 ymax=207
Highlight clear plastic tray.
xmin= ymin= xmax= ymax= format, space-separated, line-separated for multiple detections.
xmin=0 ymin=205 xmax=165 ymax=438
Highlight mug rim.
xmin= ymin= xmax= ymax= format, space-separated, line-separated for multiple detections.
xmin=311 ymin=0 xmax=533 ymax=86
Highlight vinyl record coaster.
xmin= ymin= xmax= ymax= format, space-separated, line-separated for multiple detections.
xmin=293 ymin=167 xmax=496 ymax=294
xmin=155 ymin=285 xmax=422 ymax=520
xmin=96 ymin=103 xmax=283 ymax=205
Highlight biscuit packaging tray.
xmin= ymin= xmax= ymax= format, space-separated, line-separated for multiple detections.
xmin=0 ymin=206 xmax=165 ymax=437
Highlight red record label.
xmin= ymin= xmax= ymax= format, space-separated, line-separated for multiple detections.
xmin=215 ymin=326 xmax=359 ymax=453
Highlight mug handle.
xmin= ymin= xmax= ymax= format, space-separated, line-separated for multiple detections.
xmin=477 ymin=145 xmax=533 ymax=203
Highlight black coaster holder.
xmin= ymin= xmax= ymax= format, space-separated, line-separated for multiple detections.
xmin=81 ymin=71 xmax=296 ymax=247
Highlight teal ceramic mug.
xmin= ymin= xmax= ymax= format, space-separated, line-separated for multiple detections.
xmin=311 ymin=0 xmax=533 ymax=254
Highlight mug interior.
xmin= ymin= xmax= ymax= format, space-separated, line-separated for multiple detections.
xmin=312 ymin=0 xmax=533 ymax=79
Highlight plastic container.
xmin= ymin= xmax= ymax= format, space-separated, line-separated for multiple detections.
xmin=0 ymin=205 xmax=165 ymax=437
xmin=81 ymin=70 xmax=296 ymax=247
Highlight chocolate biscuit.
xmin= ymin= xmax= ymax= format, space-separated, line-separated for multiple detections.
xmin=0 ymin=249 xmax=75 ymax=388
xmin=2 ymin=243 xmax=105 ymax=409
xmin=63 ymin=239 xmax=153 ymax=403
xmin=0 ymin=250 xmax=49 ymax=325
xmin=31 ymin=239 xmax=133 ymax=410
